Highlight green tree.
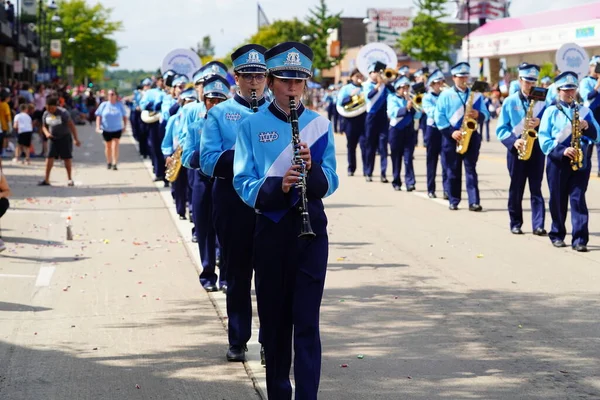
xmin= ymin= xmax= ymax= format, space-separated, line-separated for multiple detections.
xmin=304 ymin=0 xmax=344 ymax=71
xmin=191 ymin=35 xmax=216 ymax=64
xmin=539 ymin=62 xmax=555 ymax=80
xmin=246 ymin=19 xmax=310 ymax=50
xmin=397 ymin=0 xmax=458 ymax=64
xmin=50 ymin=0 xmax=122 ymax=83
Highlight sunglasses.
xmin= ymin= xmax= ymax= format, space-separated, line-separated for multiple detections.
xmin=240 ymin=74 xmax=266 ymax=83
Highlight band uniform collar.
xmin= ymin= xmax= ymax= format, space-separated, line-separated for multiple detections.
xmin=234 ymin=92 xmax=266 ymax=109
xmin=268 ymin=100 xmax=305 ymax=122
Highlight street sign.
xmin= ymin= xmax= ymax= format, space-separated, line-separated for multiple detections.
xmin=365 ymin=8 xmax=412 ymax=47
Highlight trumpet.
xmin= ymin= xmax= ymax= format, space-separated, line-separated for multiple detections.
xmin=381 ymin=68 xmax=398 ymax=82
xmin=412 ymin=93 xmax=424 ymax=112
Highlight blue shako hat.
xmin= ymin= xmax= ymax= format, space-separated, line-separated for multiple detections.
xmin=141 ymin=78 xmax=152 ymax=86
xmin=554 ymin=71 xmax=579 ymax=90
xmin=451 ymin=62 xmax=470 ymax=76
xmin=265 ymin=42 xmax=313 ymax=80
xmin=393 ymin=76 xmax=411 ymax=90
xmin=180 ymin=88 xmax=198 ymax=102
xmin=202 ymin=61 xmax=229 ymax=80
xmin=518 ymin=63 xmax=540 ymax=82
xmin=203 ymin=75 xmax=231 ymax=100
xmin=426 ymin=69 xmax=445 ymax=86
xmin=397 ymin=65 xmax=409 ymax=75
xmin=232 ymin=44 xmax=267 ymax=73
xmin=172 ymin=74 xmax=189 ymax=87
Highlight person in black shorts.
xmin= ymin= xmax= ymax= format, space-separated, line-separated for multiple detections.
xmin=39 ymin=96 xmax=82 ymax=186
xmin=95 ymin=89 xmax=127 ymax=170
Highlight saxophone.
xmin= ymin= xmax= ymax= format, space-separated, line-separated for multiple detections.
xmin=289 ymin=96 xmax=315 ymax=238
xmin=165 ymin=145 xmax=183 ymax=182
xmin=570 ymin=98 xmax=583 ymax=171
xmin=456 ymin=88 xmax=478 ymax=154
xmin=518 ymin=99 xmax=538 ymax=161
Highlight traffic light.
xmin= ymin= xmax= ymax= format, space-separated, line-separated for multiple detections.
xmin=88 ymin=82 xmax=94 ymax=88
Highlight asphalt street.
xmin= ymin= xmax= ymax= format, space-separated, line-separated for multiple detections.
xmin=1 ymin=119 xmax=600 ymax=399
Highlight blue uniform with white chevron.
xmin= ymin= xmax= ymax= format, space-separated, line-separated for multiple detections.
xmin=336 ymin=80 xmax=366 ymax=175
xmin=233 ymin=41 xmax=338 ymax=400
xmin=538 ymin=72 xmax=600 ymax=248
xmin=200 ymin=42 xmax=270 ymax=357
xmin=386 ymin=78 xmax=418 ymax=189
xmin=422 ymin=70 xmax=448 ymax=197
xmin=434 ymin=62 xmax=490 ymax=208
xmin=579 ymin=57 xmax=600 ymax=175
xmin=496 ymin=88 xmax=547 ymax=233
xmin=139 ymin=79 xmax=168 ymax=181
xmin=363 ymin=74 xmax=390 ymax=180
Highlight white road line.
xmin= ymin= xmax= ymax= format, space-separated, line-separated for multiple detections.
xmin=0 ymin=274 xmax=37 ymax=278
xmin=35 ymin=266 xmax=56 ymax=287
xmin=412 ymin=190 xmax=449 ymax=207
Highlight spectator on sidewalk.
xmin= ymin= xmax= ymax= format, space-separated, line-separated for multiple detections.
xmin=0 ymin=163 xmax=11 ymax=253
xmin=0 ymin=91 xmax=12 ymax=156
xmin=13 ymin=103 xmax=33 ymax=164
xmin=95 ymin=89 xmax=127 ymax=170
xmin=39 ymin=97 xmax=81 ymax=186
xmin=34 ymin=84 xmax=48 ymax=157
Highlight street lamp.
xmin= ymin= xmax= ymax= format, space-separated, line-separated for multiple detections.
xmin=55 ymin=27 xmax=63 ymax=33
xmin=68 ymin=37 xmax=76 ymax=43
xmin=51 ymin=15 xmax=60 ymax=22
xmin=47 ymin=0 xmax=58 ymax=10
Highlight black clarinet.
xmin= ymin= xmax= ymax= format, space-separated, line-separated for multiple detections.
xmin=250 ymin=89 xmax=258 ymax=113
xmin=289 ymin=96 xmax=315 ymax=238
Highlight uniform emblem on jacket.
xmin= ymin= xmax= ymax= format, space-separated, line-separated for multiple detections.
xmin=225 ymin=112 xmax=241 ymax=121
xmin=285 ymin=52 xmax=301 ymax=66
xmin=259 ymin=131 xmax=279 ymax=143
xmin=247 ymin=51 xmax=261 ymax=63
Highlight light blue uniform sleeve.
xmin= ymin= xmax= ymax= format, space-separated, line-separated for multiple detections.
xmin=318 ymin=123 xmax=339 ymax=198
xmin=182 ymin=117 xmax=203 ymax=169
xmin=434 ymin=92 xmax=450 ymax=130
xmin=495 ymin=98 xmax=514 ymax=143
xmin=233 ymin=118 xmax=263 ymax=208
xmin=585 ymin=109 xmax=600 ymax=144
xmin=475 ymin=94 xmax=490 ymax=122
xmin=580 ymin=77 xmax=599 ymax=108
xmin=422 ymin=93 xmax=436 ymax=117
xmin=161 ymin=116 xmax=175 ymax=156
xmin=538 ymin=108 xmax=557 ymax=155
xmin=386 ymin=93 xmax=401 ymax=119
xmin=509 ymin=80 xmax=520 ymax=95
xmin=200 ymin=109 xmax=224 ymax=177
xmin=139 ymin=91 xmax=152 ymax=110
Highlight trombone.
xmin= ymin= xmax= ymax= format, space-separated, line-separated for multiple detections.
xmin=381 ymin=68 xmax=398 ymax=83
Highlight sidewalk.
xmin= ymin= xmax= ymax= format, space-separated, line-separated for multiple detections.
xmin=0 ymin=125 xmax=259 ymax=399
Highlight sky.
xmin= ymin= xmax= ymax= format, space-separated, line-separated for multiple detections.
xmin=88 ymin=0 xmax=600 ymax=71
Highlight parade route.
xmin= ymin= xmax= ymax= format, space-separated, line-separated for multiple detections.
xmin=2 ymin=121 xmax=600 ymax=399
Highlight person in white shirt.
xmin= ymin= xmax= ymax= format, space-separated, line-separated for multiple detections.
xmin=13 ymin=103 xmax=33 ymax=164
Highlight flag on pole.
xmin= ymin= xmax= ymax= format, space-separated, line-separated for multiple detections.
xmin=258 ymin=3 xmax=270 ymax=30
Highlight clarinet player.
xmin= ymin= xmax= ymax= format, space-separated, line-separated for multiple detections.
xmin=233 ymin=42 xmax=339 ymax=400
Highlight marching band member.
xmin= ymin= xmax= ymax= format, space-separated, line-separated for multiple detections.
xmin=541 ymin=76 xmax=552 ymax=89
xmin=139 ymin=73 xmax=168 ymax=185
xmin=397 ymin=65 xmax=409 ymax=77
xmin=182 ymin=75 xmax=231 ymax=290
xmin=413 ymin=68 xmax=428 ymax=147
xmin=538 ymin=71 xmax=600 ymax=252
xmin=434 ymin=62 xmax=489 ymax=211
xmin=200 ymin=44 xmax=269 ymax=363
xmin=336 ymin=68 xmax=366 ymax=176
xmin=422 ymin=69 xmax=448 ymax=199
xmin=579 ymin=55 xmax=600 ymax=176
xmin=387 ymin=75 xmax=418 ymax=191
xmin=161 ymin=75 xmax=190 ymax=221
xmin=233 ymin=42 xmax=338 ymax=400
xmin=363 ymin=61 xmax=390 ymax=182
xmin=496 ymin=63 xmax=547 ymax=235
xmin=509 ymin=77 xmax=520 ymax=95
xmin=137 ymin=78 xmax=152 ymax=159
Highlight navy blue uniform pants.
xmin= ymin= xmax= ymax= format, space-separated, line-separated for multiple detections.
xmin=344 ymin=113 xmax=366 ymax=175
xmin=506 ymin=142 xmax=545 ymax=231
xmin=138 ymin=121 xmax=150 ymax=158
xmin=546 ymin=157 xmax=591 ymax=246
xmin=192 ymin=172 xmax=222 ymax=286
xmin=129 ymin=109 xmax=139 ymax=141
xmin=425 ymin=125 xmax=448 ymax=195
xmin=388 ymin=125 xmax=416 ymax=188
xmin=213 ymin=179 xmax=255 ymax=347
xmin=173 ymin=166 xmax=188 ymax=217
xmin=254 ymin=204 xmax=328 ymax=400
xmin=444 ymin=132 xmax=481 ymax=207
xmin=364 ymin=113 xmax=388 ymax=178
xmin=148 ymin=121 xmax=166 ymax=179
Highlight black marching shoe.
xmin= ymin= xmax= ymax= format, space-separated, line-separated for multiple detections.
xmin=392 ymin=184 xmax=402 ymax=191
xmin=365 ymin=175 xmax=373 ymax=182
xmin=179 ymin=215 xmax=186 ymax=220
xmin=573 ymin=244 xmax=588 ymax=252
xmin=532 ymin=228 xmax=547 ymax=236
xmin=406 ymin=185 xmax=415 ymax=192
xmin=449 ymin=204 xmax=458 ymax=211
xmin=469 ymin=204 xmax=483 ymax=212
xmin=226 ymin=345 xmax=247 ymax=362
xmin=428 ymin=192 xmax=437 ymax=199
xmin=511 ymin=227 xmax=524 ymax=235
xmin=153 ymin=176 xmax=164 ymax=182
xmin=202 ymin=282 xmax=218 ymax=292
xmin=348 ymin=171 xmax=354 ymax=177
xmin=260 ymin=345 xmax=266 ymax=367
xmin=443 ymin=192 xmax=449 ymax=200
xmin=380 ymin=176 xmax=389 ymax=183
xmin=552 ymin=240 xmax=567 ymax=248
